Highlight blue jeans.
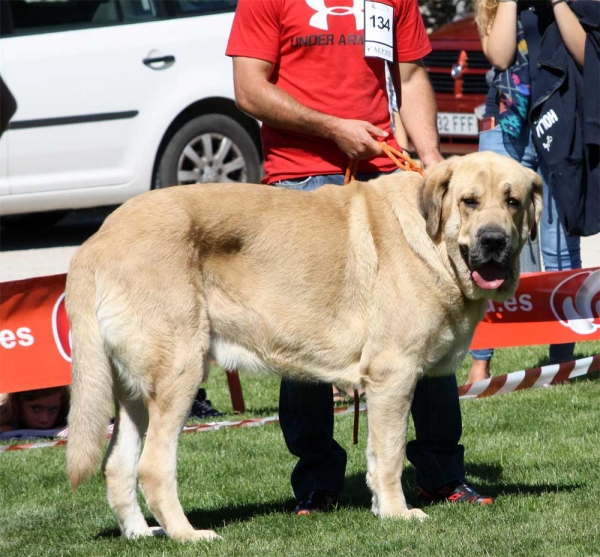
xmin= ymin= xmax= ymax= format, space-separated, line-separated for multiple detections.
xmin=472 ymin=126 xmax=582 ymax=364
xmin=274 ymin=171 xmax=387 ymax=189
xmin=275 ymin=172 xmax=465 ymax=497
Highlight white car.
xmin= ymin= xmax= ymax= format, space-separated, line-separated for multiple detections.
xmin=0 ymin=0 xmax=261 ymax=226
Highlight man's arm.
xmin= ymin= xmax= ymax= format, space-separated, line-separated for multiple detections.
xmin=232 ymin=56 xmax=388 ymax=160
xmin=397 ymin=60 xmax=443 ymax=169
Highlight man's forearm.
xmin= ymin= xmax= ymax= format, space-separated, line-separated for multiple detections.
xmin=398 ymin=64 xmax=442 ymax=167
xmin=236 ymin=77 xmax=338 ymax=141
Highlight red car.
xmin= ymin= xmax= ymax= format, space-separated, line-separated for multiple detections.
xmin=424 ymin=17 xmax=489 ymax=154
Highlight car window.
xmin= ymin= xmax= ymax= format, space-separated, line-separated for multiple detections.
xmin=120 ymin=0 xmax=160 ymax=22
xmin=172 ymin=0 xmax=237 ymax=16
xmin=7 ymin=0 xmax=159 ymax=36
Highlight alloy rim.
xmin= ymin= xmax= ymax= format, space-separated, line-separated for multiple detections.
xmin=177 ymin=132 xmax=247 ymax=184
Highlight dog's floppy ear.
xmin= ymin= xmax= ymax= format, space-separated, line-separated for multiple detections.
xmin=526 ymin=169 xmax=543 ymax=242
xmin=419 ymin=158 xmax=455 ymax=240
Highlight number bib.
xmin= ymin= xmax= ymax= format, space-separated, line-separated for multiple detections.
xmin=364 ymin=1 xmax=394 ymax=62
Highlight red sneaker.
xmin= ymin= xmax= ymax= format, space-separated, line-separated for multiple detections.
xmin=418 ymin=482 xmax=494 ymax=506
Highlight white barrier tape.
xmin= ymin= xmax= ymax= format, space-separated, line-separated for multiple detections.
xmin=182 ymin=415 xmax=280 ymax=434
xmin=0 ymin=402 xmax=370 ymax=452
xmin=0 ymin=439 xmax=67 ymax=452
xmin=457 ymin=354 xmax=599 ymax=399
xmin=1 ymin=355 xmax=597 ymax=453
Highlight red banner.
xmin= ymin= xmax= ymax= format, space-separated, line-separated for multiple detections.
xmin=1 ymin=269 xmax=599 ymax=393
xmin=470 ymin=268 xmax=600 ymax=349
xmin=0 ymin=275 xmax=71 ymax=393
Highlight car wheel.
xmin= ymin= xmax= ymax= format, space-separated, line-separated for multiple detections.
xmin=155 ymin=114 xmax=261 ymax=189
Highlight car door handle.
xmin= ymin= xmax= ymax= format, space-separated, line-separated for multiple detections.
xmin=143 ymin=55 xmax=176 ymax=70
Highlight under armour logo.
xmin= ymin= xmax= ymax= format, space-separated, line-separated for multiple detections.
xmin=306 ymin=0 xmax=364 ymax=31
xmin=543 ymin=136 xmax=553 ymax=152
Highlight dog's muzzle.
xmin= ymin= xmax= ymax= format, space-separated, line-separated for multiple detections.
xmin=462 ymin=227 xmax=512 ymax=290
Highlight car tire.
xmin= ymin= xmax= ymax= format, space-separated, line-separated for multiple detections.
xmin=154 ymin=114 xmax=261 ymax=189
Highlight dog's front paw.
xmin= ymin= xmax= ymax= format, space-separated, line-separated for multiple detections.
xmin=379 ymin=506 xmax=429 ymax=521
xmin=121 ymin=525 xmax=155 ymax=539
xmin=171 ymin=529 xmax=222 ymax=542
xmin=402 ymin=508 xmax=428 ymax=521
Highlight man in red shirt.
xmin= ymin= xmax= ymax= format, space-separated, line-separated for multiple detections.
xmin=227 ymin=0 xmax=493 ymax=514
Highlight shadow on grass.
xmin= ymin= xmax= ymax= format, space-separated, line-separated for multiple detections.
xmin=95 ymin=472 xmax=372 ymax=538
xmin=466 ymin=462 xmax=503 ymax=482
xmin=343 ymin=464 xmax=583 ymax=508
xmin=492 ymin=482 xmax=582 ymax=498
xmin=93 ymin=464 xmax=583 ymax=539
xmin=96 ymin=450 xmax=583 ymax=539
xmin=95 ymin=499 xmax=298 ymax=539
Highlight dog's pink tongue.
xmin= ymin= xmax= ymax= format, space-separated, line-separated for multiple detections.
xmin=472 ymin=265 xmax=506 ymax=290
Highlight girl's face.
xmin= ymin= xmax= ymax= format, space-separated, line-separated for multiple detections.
xmin=20 ymin=393 xmax=62 ymax=429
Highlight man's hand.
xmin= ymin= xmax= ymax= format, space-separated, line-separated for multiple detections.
xmin=329 ymin=119 xmax=389 ymax=160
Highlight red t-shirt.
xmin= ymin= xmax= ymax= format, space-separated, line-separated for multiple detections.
xmin=226 ymin=0 xmax=431 ymax=184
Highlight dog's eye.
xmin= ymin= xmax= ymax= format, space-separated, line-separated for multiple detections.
xmin=462 ymin=197 xmax=478 ymax=207
xmin=507 ymin=197 xmax=520 ymax=208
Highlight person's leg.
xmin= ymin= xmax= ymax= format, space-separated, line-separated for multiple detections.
xmin=406 ymin=375 xmax=464 ymax=492
xmin=406 ymin=374 xmax=493 ymax=504
xmin=467 ymin=349 xmax=493 ymax=384
xmin=537 ymin=158 xmax=582 ymax=363
xmin=279 ymin=379 xmax=347 ymax=500
xmin=273 ymin=173 xmax=348 ymax=508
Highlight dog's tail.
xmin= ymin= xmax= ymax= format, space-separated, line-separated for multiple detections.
xmin=65 ymin=262 xmax=113 ymax=492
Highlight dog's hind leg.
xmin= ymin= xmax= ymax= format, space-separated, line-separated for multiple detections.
xmin=364 ymin=355 xmax=428 ymax=521
xmin=137 ymin=355 xmax=219 ymax=542
xmin=102 ymin=387 xmax=151 ymax=539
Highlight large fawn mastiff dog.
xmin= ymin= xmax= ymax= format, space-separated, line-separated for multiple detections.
xmin=66 ymin=151 xmax=542 ymax=542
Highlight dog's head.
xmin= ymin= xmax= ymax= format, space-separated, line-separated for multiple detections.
xmin=419 ymin=151 xmax=543 ymax=301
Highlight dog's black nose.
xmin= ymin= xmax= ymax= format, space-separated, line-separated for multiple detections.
xmin=479 ymin=228 xmax=507 ymax=254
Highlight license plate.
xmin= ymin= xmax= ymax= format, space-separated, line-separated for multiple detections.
xmin=437 ymin=112 xmax=478 ymax=137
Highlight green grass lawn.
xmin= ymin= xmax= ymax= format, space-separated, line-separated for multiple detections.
xmin=1 ymin=341 xmax=599 ymax=557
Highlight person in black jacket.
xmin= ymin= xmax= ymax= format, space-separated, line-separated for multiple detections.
xmin=468 ymin=0 xmax=597 ymax=383
xmin=530 ymin=0 xmax=600 ymax=238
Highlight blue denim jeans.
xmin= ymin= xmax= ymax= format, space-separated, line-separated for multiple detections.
xmin=275 ymin=172 xmax=465 ymax=496
xmin=274 ymin=171 xmax=390 ymax=190
xmin=471 ymin=126 xmax=582 ymax=364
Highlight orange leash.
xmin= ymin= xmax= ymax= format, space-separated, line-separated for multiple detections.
xmin=344 ymin=159 xmax=359 ymax=185
xmin=380 ymin=142 xmax=425 ymax=176
xmin=344 ymin=141 xmax=425 ymax=185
